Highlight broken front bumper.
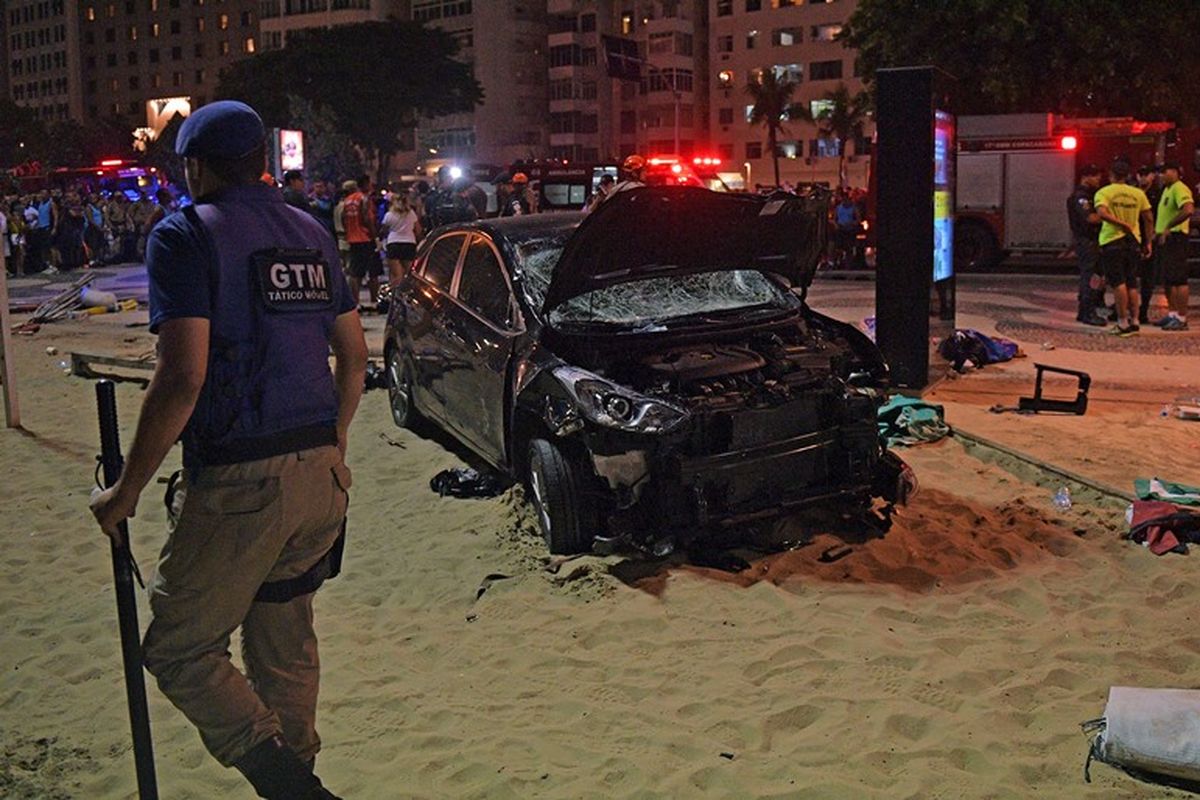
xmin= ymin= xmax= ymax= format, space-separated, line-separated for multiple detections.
xmin=590 ymin=418 xmax=904 ymax=529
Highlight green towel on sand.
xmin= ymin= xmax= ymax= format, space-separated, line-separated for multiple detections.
xmin=1135 ymin=478 xmax=1200 ymax=507
xmin=877 ymin=396 xmax=951 ymax=448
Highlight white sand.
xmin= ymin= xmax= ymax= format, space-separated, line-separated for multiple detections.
xmin=1 ymin=282 xmax=1198 ymax=798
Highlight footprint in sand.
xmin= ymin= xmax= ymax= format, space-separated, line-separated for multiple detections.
xmin=883 ymin=712 xmax=932 ymax=742
xmin=759 ymin=703 xmax=824 ymax=753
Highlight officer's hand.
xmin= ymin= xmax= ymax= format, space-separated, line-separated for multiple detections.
xmin=1156 ymin=232 xmax=1167 ymax=245
xmin=1143 ymin=243 xmax=1153 ymax=259
xmin=90 ymin=483 xmax=138 ymax=545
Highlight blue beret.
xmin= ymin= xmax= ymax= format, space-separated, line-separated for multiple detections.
xmin=175 ymin=100 xmax=266 ymax=160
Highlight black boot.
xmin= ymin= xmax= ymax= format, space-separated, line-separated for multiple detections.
xmin=234 ymin=736 xmax=343 ymax=799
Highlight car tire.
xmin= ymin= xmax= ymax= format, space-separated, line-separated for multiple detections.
xmin=526 ymin=438 xmax=595 ymax=555
xmin=386 ymin=348 xmax=418 ymax=429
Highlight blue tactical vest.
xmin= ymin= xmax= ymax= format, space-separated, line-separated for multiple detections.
xmin=181 ymin=185 xmax=350 ymax=467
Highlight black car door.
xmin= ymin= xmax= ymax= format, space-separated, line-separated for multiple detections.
xmin=438 ymin=233 xmax=523 ymax=467
xmin=409 ymin=232 xmax=468 ymax=419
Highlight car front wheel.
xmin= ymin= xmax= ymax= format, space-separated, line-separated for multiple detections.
xmin=387 ymin=349 xmax=417 ymax=429
xmin=527 ymin=438 xmax=596 ymax=555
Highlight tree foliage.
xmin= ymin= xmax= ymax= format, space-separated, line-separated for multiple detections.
xmin=746 ymin=70 xmax=802 ymax=187
xmin=287 ymin=94 xmax=363 ymax=184
xmin=141 ymin=113 xmax=188 ymax=189
xmin=0 ymin=102 xmax=135 ymax=168
xmin=842 ymin=0 xmax=1200 ymax=122
xmin=811 ymin=84 xmax=870 ymax=188
xmin=217 ymin=20 xmax=482 ymax=181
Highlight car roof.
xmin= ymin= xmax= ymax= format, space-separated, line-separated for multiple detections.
xmin=458 ymin=212 xmax=585 ymax=250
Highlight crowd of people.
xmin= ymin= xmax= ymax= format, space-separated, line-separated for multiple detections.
xmin=276 ymin=164 xmax=545 ymax=310
xmin=1069 ymin=159 xmax=1193 ymax=334
xmin=1 ymin=186 xmax=176 ymax=276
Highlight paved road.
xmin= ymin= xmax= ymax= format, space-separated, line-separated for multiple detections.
xmin=6 ymin=262 xmax=149 ymax=308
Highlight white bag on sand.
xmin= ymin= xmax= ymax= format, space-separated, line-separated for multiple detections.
xmin=80 ymin=287 xmax=118 ymax=309
xmin=1087 ymin=686 xmax=1200 ymax=787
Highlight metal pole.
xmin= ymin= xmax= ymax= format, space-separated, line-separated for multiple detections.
xmin=0 ymin=244 xmax=19 ymax=428
xmin=95 ymin=380 xmax=159 ymax=799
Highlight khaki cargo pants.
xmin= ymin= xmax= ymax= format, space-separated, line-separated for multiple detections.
xmin=142 ymin=445 xmax=350 ymax=767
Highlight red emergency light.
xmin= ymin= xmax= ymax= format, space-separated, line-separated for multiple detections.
xmin=670 ymin=163 xmax=682 ymax=174
xmin=1060 ymin=136 xmax=1078 ymax=151
xmin=691 ymin=156 xmax=723 ymax=167
xmin=100 ymin=159 xmax=124 ymax=166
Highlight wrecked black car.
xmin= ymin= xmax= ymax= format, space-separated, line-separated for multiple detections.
xmin=384 ymin=186 xmax=911 ymax=554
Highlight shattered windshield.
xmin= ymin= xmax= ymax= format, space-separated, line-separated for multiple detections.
xmin=516 ymin=241 xmax=794 ymax=328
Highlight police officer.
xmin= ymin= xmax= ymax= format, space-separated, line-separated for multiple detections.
xmin=90 ymin=101 xmax=367 ymax=800
xmin=1068 ymin=164 xmax=1106 ymax=326
xmin=425 ymin=165 xmax=479 ymax=229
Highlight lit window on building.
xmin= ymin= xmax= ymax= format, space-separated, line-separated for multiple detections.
xmin=244 ymin=37 xmax=255 ymax=53
xmin=810 ymin=24 xmax=842 ymax=42
xmin=746 ymin=30 xmax=757 ymax=50
xmin=772 ymin=27 xmax=801 ymax=46
xmin=809 ymin=98 xmax=834 ymax=119
xmin=718 ymin=69 xmax=734 ymax=88
xmin=771 ymin=63 xmax=802 ymax=83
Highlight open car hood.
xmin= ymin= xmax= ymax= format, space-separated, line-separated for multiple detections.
xmin=543 ymin=186 xmax=828 ymax=314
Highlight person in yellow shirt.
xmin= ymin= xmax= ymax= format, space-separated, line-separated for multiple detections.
xmin=1154 ymin=162 xmax=1194 ymax=331
xmin=1093 ymin=160 xmax=1154 ymax=336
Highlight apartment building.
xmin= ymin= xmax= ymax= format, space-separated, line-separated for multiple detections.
xmin=5 ymin=0 xmax=85 ymax=122
xmin=78 ymin=0 xmax=260 ymax=136
xmin=709 ymin=0 xmax=868 ymax=187
xmin=411 ymin=0 xmax=549 ymax=167
xmin=258 ymin=0 xmax=409 ymax=52
xmin=545 ymin=0 xmax=707 ymax=163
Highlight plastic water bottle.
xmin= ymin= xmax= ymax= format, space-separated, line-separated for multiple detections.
xmin=1052 ymin=486 xmax=1072 ymax=510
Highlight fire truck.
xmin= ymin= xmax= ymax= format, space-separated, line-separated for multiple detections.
xmin=954 ymin=114 xmax=1172 ymax=268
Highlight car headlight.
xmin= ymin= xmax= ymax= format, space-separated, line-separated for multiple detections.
xmin=553 ymin=366 xmax=689 ymax=434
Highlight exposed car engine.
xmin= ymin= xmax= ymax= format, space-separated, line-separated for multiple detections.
xmin=602 ymin=323 xmax=866 ymax=415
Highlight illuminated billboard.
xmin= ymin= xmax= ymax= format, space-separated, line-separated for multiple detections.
xmin=933 ymin=110 xmax=955 ymax=282
xmin=279 ymin=129 xmax=304 ymax=172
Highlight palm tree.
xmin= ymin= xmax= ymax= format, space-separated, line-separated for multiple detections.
xmin=811 ymin=84 xmax=872 ymax=188
xmin=745 ymin=69 xmax=801 ymax=188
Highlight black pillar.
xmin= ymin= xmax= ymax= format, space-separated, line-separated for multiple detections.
xmin=874 ymin=66 xmax=957 ymax=391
